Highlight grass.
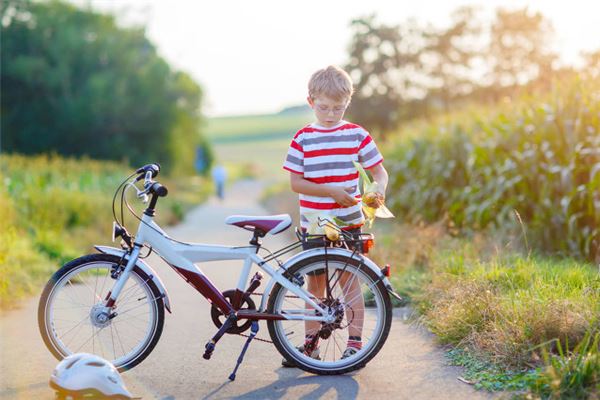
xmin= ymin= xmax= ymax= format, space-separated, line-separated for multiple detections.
xmin=206 ymin=110 xmax=313 ymax=183
xmin=0 ymin=153 xmax=211 ymax=309
xmin=368 ymin=221 xmax=599 ymax=397
xmin=212 ymin=138 xmax=291 ymax=182
xmin=531 ymin=332 xmax=599 ymax=399
xmin=446 ymin=348 xmax=539 ymax=392
xmin=205 ymin=110 xmax=312 ymax=141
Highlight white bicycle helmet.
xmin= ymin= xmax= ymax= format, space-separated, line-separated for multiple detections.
xmin=49 ymin=353 xmax=133 ymax=399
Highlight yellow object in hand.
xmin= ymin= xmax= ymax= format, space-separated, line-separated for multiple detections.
xmin=352 ymin=161 xmax=395 ymax=227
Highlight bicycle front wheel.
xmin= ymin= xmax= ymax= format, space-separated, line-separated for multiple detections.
xmin=38 ymin=254 xmax=164 ymax=371
xmin=267 ymin=254 xmax=392 ymax=375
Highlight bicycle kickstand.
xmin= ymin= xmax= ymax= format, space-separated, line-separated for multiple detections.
xmin=203 ymin=313 xmax=237 ymax=360
xmin=228 ymin=320 xmax=259 ymax=381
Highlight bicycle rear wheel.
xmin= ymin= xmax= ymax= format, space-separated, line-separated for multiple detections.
xmin=267 ymin=254 xmax=392 ymax=374
xmin=38 ymin=254 xmax=164 ymax=371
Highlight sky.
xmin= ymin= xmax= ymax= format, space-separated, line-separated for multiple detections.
xmin=75 ymin=0 xmax=600 ymax=117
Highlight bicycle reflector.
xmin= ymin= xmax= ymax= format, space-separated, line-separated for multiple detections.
xmin=362 ymin=237 xmax=375 ymax=253
xmin=381 ymin=264 xmax=391 ymax=277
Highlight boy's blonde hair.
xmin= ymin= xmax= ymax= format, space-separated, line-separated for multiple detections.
xmin=308 ymin=65 xmax=354 ymax=102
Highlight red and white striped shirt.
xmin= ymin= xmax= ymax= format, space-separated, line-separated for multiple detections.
xmin=283 ymin=121 xmax=384 ymax=231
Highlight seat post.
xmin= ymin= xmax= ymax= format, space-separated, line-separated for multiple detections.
xmin=249 ymin=230 xmax=265 ymax=247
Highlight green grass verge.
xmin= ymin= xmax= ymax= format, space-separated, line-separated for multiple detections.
xmin=205 ymin=110 xmax=311 ymax=141
xmin=0 ymin=153 xmax=211 ymax=309
xmin=369 ymin=222 xmax=599 ymax=397
xmin=206 ymin=110 xmax=314 ymax=182
xmin=212 ymin=138 xmax=291 ymax=182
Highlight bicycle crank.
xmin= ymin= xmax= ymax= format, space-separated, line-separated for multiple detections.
xmin=210 ymin=290 xmax=256 ymax=334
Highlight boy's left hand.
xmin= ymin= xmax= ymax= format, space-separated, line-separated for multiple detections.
xmin=372 ymin=182 xmax=386 ymax=208
xmin=364 ymin=191 xmax=385 ymax=208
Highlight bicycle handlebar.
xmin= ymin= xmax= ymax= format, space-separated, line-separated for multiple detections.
xmin=134 ymin=163 xmax=168 ymax=198
xmin=149 ymin=182 xmax=168 ymax=197
xmin=135 ymin=163 xmax=161 ymax=181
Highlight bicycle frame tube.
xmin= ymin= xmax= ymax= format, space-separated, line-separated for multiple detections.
xmin=106 ymin=214 xmax=329 ymax=320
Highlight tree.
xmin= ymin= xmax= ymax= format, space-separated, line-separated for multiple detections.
xmin=345 ymin=15 xmax=424 ymax=139
xmin=1 ymin=0 xmax=209 ymax=173
xmin=487 ymin=7 xmax=556 ymax=98
xmin=421 ymin=6 xmax=482 ymax=112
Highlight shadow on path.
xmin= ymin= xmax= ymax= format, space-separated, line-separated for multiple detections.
xmin=201 ymin=367 xmax=359 ymax=400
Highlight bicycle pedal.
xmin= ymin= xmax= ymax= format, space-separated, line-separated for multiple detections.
xmin=203 ymin=341 xmax=215 ymax=360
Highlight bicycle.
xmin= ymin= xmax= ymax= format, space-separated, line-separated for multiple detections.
xmin=38 ymin=163 xmax=402 ymax=379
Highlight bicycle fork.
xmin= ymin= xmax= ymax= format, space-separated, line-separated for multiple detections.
xmin=104 ymin=245 xmax=142 ymax=308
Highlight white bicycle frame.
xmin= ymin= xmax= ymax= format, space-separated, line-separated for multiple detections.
xmin=105 ymin=212 xmax=331 ymax=322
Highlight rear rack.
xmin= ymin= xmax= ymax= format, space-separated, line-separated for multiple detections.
xmin=294 ymin=222 xmax=375 ymax=254
xmin=259 ymin=218 xmax=375 ymax=266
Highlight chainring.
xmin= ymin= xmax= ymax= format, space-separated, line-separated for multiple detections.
xmin=210 ymin=289 xmax=256 ymax=334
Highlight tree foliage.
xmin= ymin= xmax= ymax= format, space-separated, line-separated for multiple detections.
xmin=487 ymin=7 xmax=556 ymax=92
xmin=421 ymin=6 xmax=482 ymax=111
xmin=1 ymin=0 xmax=210 ymax=174
xmin=344 ymin=7 xmax=579 ymax=137
xmin=345 ymin=15 xmax=422 ymax=138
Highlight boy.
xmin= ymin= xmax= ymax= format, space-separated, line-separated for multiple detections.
xmin=282 ymin=65 xmax=389 ymax=366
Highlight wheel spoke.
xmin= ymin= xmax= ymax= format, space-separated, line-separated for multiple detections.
xmin=269 ymin=256 xmax=390 ymax=372
xmin=41 ymin=258 xmax=162 ymax=370
xmin=57 ymin=314 xmax=90 ymax=342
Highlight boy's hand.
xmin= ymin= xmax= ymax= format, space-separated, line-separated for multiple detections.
xmin=364 ymin=192 xmax=385 ymax=208
xmin=329 ymin=186 xmax=359 ymax=207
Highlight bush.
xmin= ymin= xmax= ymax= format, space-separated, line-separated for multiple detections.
xmin=0 ymin=153 xmax=211 ymax=309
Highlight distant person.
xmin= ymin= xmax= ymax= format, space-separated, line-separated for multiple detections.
xmin=281 ymin=65 xmax=389 ymax=366
xmin=211 ymin=164 xmax=227 ymax=200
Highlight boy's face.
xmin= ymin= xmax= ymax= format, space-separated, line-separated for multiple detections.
xmin=307 ymin=95 xmax=350 ymax=128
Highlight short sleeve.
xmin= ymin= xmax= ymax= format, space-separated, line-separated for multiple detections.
xmin=283 ymin=135 xmax=304 ymax=175
xmin=357 ymin=130 xmax=383 ymax=169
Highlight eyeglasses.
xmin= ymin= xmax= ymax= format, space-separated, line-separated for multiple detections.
xmin=314 ymin=103 xmax=348 ymax=114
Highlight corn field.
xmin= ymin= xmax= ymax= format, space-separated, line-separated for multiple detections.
xmin=386 ymin=76 xmax=600 ymax=260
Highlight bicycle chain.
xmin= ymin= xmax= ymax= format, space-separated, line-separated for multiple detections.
xmin=235 ymin=332 xmax=273 ymax=343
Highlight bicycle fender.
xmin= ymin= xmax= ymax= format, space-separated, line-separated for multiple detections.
xmin=94 ymin=245 xmax=172 ymax=313
xmin=259 ymin=247 xmax=401 ymax=311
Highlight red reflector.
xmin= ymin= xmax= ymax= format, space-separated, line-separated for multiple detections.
xmin=382 ymin=264 xmax=391 ymax=277
xmin=363 ymin=238 xmax=374 ymax=253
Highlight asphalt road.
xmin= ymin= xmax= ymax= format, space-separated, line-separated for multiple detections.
xmin=0 ymin=180 xmax=497 ymax=400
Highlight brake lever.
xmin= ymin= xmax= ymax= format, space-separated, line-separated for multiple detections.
xmin=138 ymin=171 xmax=154 ymax=203
xmin=126 ymin=180 xmax=150 ymax=204
xmin=138 ymin=192 xmax=149 ymax=204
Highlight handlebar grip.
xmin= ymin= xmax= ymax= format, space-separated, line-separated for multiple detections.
xmin=135 ymin=163 xmax=161 ymax=180
xmin=150 ymin=182 xmax=168 ymax=197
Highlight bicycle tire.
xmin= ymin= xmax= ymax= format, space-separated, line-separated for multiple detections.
xmin=38 ymin=253 xmax=165 ymax=371
xmin=267 ymin=254 xmax=392 ymax=375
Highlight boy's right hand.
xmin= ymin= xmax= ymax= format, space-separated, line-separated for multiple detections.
xmin=329 ymin=186 xmax=359 ymax=207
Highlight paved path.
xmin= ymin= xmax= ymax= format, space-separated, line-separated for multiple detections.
xmin=0 ymin=180 xmax=497 ymax=400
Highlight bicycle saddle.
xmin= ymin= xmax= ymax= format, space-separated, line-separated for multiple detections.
xmin=225 ymin=214 xmax=292 ymax=235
